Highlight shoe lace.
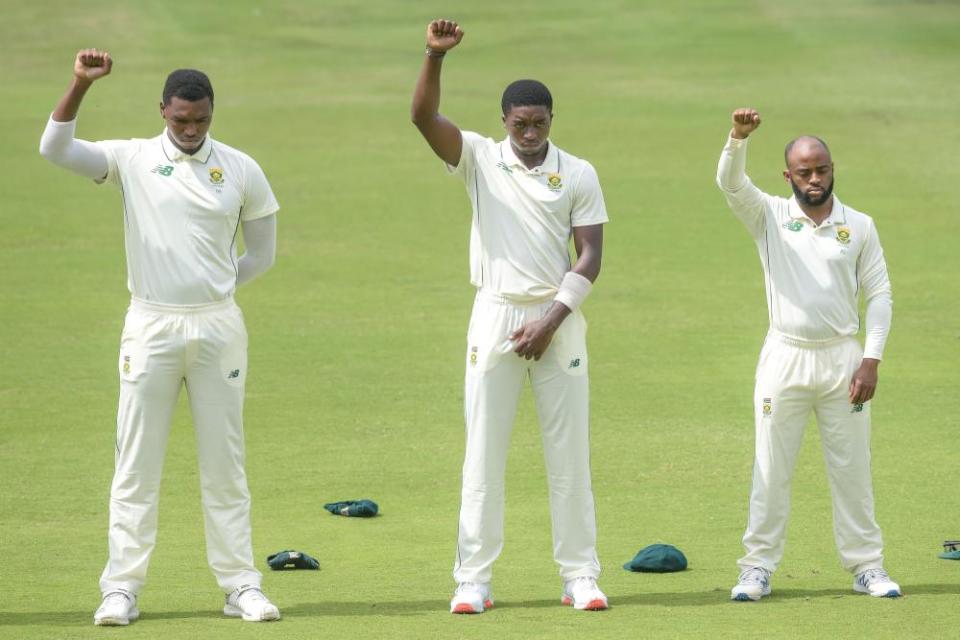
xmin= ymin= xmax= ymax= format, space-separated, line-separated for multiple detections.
xmin=103 ymin=591 xmax=131 ymax=605
xmin=455 ymin=582 xmax=481 ymax=595
xmin=860 ymin=568 xmax=889 ymax=584
xmin=236 ymin=586 xmax=268 ymax=606
xmin=738 ymin=567 xmax=770 ymax=585
xmin=568 ymin=576 xmax=599 ymax=594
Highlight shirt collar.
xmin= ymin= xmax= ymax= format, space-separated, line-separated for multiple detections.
xmin=499 ymin=138 xmax=559 ymax=174
xmin=788 ymin=195 xmax=846 ymax=227
xmin=160 ymin=129 xmax=214 ymax=163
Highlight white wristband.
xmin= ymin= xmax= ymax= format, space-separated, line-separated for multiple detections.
xmin=554 ymin=271 xmax=593 ymax=311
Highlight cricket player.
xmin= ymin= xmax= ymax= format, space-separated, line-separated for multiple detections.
xmin=39 ymin=49 xmax=281 ymax=624
xmin=411 ymin=20 xmax=609 ymax=613
xmin=717 ymin=107 xmax=901 ymax=601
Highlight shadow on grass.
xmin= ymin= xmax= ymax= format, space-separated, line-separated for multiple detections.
xmin=0 ymin=609 xmax=222 ymax=626
xmin=4 ymin=583 xmax=959 ymax=624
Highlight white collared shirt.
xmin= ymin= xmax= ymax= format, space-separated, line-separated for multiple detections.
xmin=447 ymin=132 xmax=608 ymax=303
xmin=96 ymin=131 xmax=279 ymax=305
xmin=717 ymin=135 xmax=892 ymax=358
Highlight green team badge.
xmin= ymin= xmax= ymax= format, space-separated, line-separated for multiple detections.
xmin=782 ymin=220 xmax=803 ymax=232
xmin=836 ymin=227 xmax=851 ymax=245
xmin=547 ymin=172 xmax=563 ymax=192
xmin=151 ymin=164 xmax=174 ymax=176
xmin=209 ymin=167 xmax=225 ymax=184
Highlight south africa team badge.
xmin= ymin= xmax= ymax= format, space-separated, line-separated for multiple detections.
xmin=209 ymin=167 xmax=224 ymax=184
xmin=836 ymin=227 xmax=851 ymax=245
xmin=546 ymin=173 xmax=563 ymax=192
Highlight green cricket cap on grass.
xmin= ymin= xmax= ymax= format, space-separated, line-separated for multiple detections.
xmin=623 ymin=543 xmax=688 ymax=573
xmin=323 ymin=499 xmax=379 ymax=517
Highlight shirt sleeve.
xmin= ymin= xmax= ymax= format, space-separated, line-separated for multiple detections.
xmin=571 ymin=161 xmax=609 ymax=227
xmin=93 ymin=139 xmax=132 ymax=186
xmin=240 ymin=154 xmax=280 ymax=222
xmin=716 ymin=135 xmax=768 ymax=239
xmin=445 ymin=131 xmax=484 ymax=179
xmin=38 ymin=116 xmax=110 ymax=181
xmin=859 ymin=218 xmax=893 ymax=360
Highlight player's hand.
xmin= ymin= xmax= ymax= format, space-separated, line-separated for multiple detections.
xmin=731 ymin=107 xmax=761 ymax=139
xmin=74 ymin=48 xmax=113 ymax=83
xmin=509 ymin=318 xmax=557 ymax=361
xmin=426 ymin=19 xmax=464 ymax=52
xmin=848 ymin=358 xmax=879 ymax=404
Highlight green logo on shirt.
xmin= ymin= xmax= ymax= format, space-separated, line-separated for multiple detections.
xmin=496 ymin=161 xmax=513 ymax=174
xmin=782 ymin=220 xmax=803 ymax=232
xmin=151 ymin=164 xmax=174 ymax=177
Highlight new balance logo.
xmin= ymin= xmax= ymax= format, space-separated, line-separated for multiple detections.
xmin=227 ymin=369 xmax=240 ymax=379
xmin=569 ymin=358 xmax=581 ymax=369
xmin=496 ymin=161 xmax=513 ymax=174
xmin=151 ymin=164 xmax=175 ymax=176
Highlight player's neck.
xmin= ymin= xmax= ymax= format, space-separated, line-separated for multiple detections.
xmin=512 ymin=141 xmax=549 ymax=170
xmin=799 ymin=196 xmax=833 ymax=226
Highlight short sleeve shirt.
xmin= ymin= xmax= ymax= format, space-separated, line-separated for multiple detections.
xmin=447 ymin=132 xmax=608 ymax=302
xmin=96 ymin=131 xmax=279 ymax=304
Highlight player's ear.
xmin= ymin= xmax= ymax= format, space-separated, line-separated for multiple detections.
xmin=783 ymin=170 xmax=791 ymax=183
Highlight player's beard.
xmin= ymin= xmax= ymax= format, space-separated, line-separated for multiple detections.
xmin=791 ymin=177 xmax=834 ymax=207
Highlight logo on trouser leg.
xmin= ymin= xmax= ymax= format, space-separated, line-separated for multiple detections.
xmin=568 ymin=358 xmax=581 ymax=369
xmin=851 ymin=403 xmax=864 ymax=413
xmin=227 ymin=369 xmax=240 ymax=379
xmin=762 ymin=397 xmax=772 ymax=415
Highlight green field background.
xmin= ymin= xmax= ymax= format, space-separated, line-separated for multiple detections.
xmin=1 ymin=1 xmax=958 ymax=638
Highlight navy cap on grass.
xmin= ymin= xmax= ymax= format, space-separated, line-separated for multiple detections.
xmin=623 ymin=543 xmax=688 ymax=573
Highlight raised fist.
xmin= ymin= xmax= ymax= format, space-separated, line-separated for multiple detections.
xmin=74 ymin=48 xmax=113 ymax=83
xmin=426 ymin=19 xmax=464 ymax=52
xmin=731 ymin=108 xmax=761 ymax=139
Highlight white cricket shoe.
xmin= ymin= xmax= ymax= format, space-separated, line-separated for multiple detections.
xmin=94 ymin=590 xmax=139 ymax=626
xmin=223 ymin=585 xmax=281 ymax=621
xmin=731 ymin=566 xmax=772 ymax=601
xmin=561 ymin=576 xmax=608 ymax=610
xmin=450 ymin=582 xmax=493 ymax=614
xmin=853 ymin=568 xmax=902 ymax=598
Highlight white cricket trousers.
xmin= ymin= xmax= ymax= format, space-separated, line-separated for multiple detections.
xmin=739 ymin=331 xmax=885 ymax=575
xmin=99 ymin=297 xmax=261 ymax=595
xmin=454 ymin=291 xmax=601 ymax=584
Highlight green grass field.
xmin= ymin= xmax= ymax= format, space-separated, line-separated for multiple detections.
xmin=2 ymin=1 xmax=958 ymax=638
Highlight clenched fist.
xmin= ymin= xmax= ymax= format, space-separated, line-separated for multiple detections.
xmin=74 ymin=48 xmax=113 ymax=83
xmin=426 ymin=19 xmax=464 ymax=52
xmin=731 ymin=107 xmax=761 ymax=139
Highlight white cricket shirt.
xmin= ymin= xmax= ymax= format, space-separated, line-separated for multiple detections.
xmin=448 ymin=132 xmax=608 ymax=303
xmin=96 ymin=131 xmax=279 ymax=305
xmin=717 ymin=135 xmax=892 ymax=359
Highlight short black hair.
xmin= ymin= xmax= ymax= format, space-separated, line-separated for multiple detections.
xmin=784 ymin=135 xmax=830 ymax=166
xmin=501 ymin=79 xmax=552 ymax=115
xmin=162 ymin=69 xmax=214 ymax=106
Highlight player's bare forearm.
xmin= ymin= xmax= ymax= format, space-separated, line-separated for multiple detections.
xmin=52 ymin=76 xmax=94 ymax=123
xmin=53 ymin=49 xmax=113 ymax=123
xmin=411 ymin=19 xmax=463 ymax=166
xmin=572 ymin=224 xmax=603 ymax=283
